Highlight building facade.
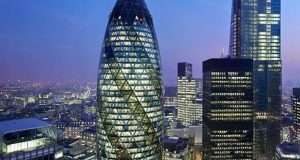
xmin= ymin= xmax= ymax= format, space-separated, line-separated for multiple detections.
xmin=229 ymin=0 xmax=281 ymax=159
xmin=292 ymin=88 xmax=300 ymax=142
xmin=177 ymin=62 xmax=201 ymax=126
xmin=203 ymin=58 xmax=254 ymax=159
xmin=97 ymin=0 xmax=164 ymax=159
xmin=195 ymin=78 xmax=203 ymax=100
xmin=164 ymin=87 xmax=178 ymax=108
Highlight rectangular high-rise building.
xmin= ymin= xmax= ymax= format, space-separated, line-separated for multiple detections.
xmin=203 ymin=58 xmax=254 ymax=160
xmin=292 ymin=88 xmax=300 ymax=142
xmin=229 ymin=0 xmax=281 ymax=159
xmin=177 ymin=62 xmax=201 ymax=125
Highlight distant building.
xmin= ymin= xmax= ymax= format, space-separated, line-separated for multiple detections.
xmin=195 ymin=78 xmax=203 ymax=99
xmin=59 ymin=120 xmax=95 ymax=139
xmin=192 ymin=99 xmax=202 ymax=124
xmin=276 ymin=142 xmax=300 ymax=160
xmin=164 ymin=106 xmax=177 ymax=123
xmin=0 ymin=118 xmax=63 ymax=159
xmin=203 ymin=58 xmax=254 ymax=159
xmin=38 ymin=93 xmax=51 ymax=106
xmin=60 ymin=129 xmax=96 ymax=160
xmin=164 ymin=87 xmax=178 ymax=108
xmin=167 ymin=124 xmax=203 ymax=146
xmin=81 ymin=128 xmax=96 ymax=147
xmin=177 ymin=62 xmax=201 ymax=126
xmin=292 ymin=88 xmax=300 ymax=142
xmin=64 ymin=143 xmax=95 ymax=160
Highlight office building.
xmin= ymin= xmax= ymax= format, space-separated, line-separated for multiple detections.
xmin=195 ymin=78 xmax=203 ymax=99
xmin=0 ymin=118 xmax=63 ymax=160
xmin=292 ymin=88 xmax=300 ymax=142
xmin=81 ymin=128 xmax=96 ymax=147
xmin=275 ymin=142 xmax=300 ymax=160
xmin=203 ymin=58 xmax=254 ymax=159
xmin=96 ymin=0 xmax=164 ymax=159
xmin=62 ymin=120 xmax=95 ymax=139
xmin=177 ymin=62 xmax=201 ymax=126
xmin=164 ymin=87 xmax=178 ymax=108
xmin=229 ymin=0 xmax=282 ymax=158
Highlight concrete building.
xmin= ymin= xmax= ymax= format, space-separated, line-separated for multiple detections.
xmin=177 ymin=62 xmax=201 ymax=126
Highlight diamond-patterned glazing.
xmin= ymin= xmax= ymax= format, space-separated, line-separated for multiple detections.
xmin=96 ymin=0 xmax=163 ymax=159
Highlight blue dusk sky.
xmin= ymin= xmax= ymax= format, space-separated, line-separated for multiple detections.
xmin=0 ymin=0 xmax=300 ymax=85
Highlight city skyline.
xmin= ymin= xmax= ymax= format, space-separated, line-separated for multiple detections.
xmin=1 ymin=1 xmax=300 ymax=159
xmin=1 ymin=0 xmax=300 ymax=84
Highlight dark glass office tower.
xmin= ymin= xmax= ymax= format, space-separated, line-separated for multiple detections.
xmin=97 ymin=0 xmax=164 ymax=159
xmin=229 ymin=0 xmax=281 ymax=159
xmin=293 ymin=88 xmax=300 ymax=142
xmin=203 ymin=58 xmax=254 ymax=160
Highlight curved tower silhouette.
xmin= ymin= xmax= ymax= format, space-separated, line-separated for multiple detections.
xmin=96 ymin=0 xmax=164 ymax=159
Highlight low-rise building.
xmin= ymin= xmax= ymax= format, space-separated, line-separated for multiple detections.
xmin=81 ymin=128 xmax=96 ymax=147
xmin=163 ymin=136 xmax=192 ymax=160
xmin=0 ymin=118 xmax=63 ymax=160
xmin=168 ymin=124 xmax=203 ymax=146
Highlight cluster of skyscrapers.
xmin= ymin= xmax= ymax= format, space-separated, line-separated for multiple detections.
xmin=96 ymin=0 xmax=284 ymax=159
xmin=0 ymin=0 xmax=286 ymax=159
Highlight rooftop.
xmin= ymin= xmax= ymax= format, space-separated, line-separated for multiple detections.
xmin=112 ymin=0 xmax=149 ymax=16
xmin=0 ymin=118 xmax=53 ymax=135
xmin=164 ymin=136 xmax=189 ymax=153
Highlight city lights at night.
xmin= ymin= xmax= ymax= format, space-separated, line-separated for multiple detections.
xmin=1 ymin=0 xmax=300 ymax=160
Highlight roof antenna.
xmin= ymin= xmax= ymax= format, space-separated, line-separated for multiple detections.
xmin=221 ymin=48 xmax=225 ymax=58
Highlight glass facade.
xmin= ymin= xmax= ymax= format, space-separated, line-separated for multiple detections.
xmin=177 ymin=62 xmax=201 ymax=126
xmin=229 ymin=0 xmax=281 ymax=159
xmin=195 ymin=78 xmax=203 ymax=100
xmin=203 ymin=58 xmax=254 ymax=160
xmin=97 ymin=0 xmax=164 ymax=159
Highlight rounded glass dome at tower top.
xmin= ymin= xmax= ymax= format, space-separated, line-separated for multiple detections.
xmin=97 ymin=0 xmax=164 ymax=159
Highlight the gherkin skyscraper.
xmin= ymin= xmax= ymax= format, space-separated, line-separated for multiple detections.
xmin=96 ymin=0 xmax=164 ymax=159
